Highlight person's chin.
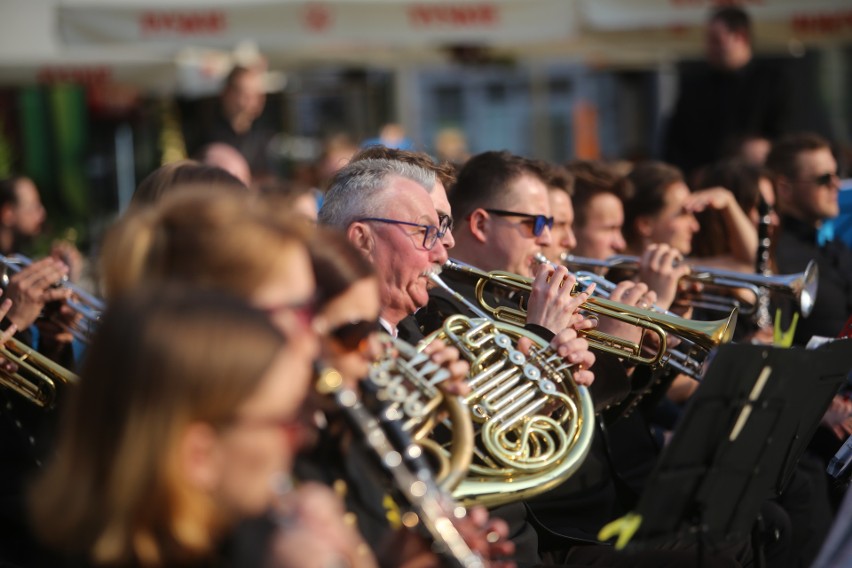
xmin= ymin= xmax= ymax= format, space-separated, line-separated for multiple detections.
xmin=408 ymin=284 xmax=430 ymax=311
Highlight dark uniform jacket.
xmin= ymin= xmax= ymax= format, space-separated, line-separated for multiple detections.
xmin=775 ymin=215 xmax=852 ymax=345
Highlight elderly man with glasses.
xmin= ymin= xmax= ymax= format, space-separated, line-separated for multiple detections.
xmin=319 ymin=158 xmax=449 ymax=337
xmin=768 ymin=132 xmax=852 ymax=345
xmin=319 ymin=156 xmax=549 ymax=565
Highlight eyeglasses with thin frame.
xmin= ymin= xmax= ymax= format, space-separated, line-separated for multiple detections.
xmin=800 ymin=172 xmax=840 ymax=188
xmin=484 ymin=208 xmax=555 ymax=237
xmin=438 ymin=214 xmax=454 ymax=235
xmin=328 ymin=318 xmax=379 ymax=352
xmin=357 ymin=217 xmax=446 ymax=250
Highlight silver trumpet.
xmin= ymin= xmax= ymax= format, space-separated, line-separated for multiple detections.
xmin=0 ymin=254 xmax=104 ymax=343
xmin=561 ymin=253 xmax=819 ymax=318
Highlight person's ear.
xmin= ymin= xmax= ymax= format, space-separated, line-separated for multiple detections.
xmin=0 ymin=204 xmax=15 ymax=228
xmin=468 ymin=209 xmax=489 ymax=244
xmin=179 ymin=422 xmax=221 ymax=493
xmin=775 ymin=176 xmax=793 ymax=207
xmin=635 ymin=216 xmax=654 ymax=239
xmin=347 ymin=222 xmax=375 ymax=262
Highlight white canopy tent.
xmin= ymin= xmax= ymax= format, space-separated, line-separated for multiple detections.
xmin=0 ymin=0 xmax=850 ymax=92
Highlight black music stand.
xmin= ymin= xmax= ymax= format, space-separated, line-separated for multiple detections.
xmin=624 ymin=339 xmax=852 ymax=563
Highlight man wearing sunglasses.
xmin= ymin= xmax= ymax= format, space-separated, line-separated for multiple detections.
xmin=769 ymin=132 xmax=852 ymax=345
xmin=415 ymin=152 xmax=720 ymax=566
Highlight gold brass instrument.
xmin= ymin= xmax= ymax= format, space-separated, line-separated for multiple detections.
xmin=561 ymin=253 xmax=819 ymax=318
xmin=358 ymin=334 xmax=475 ymax=493
xmin=0 ymin=254 xmax=104 ymax=344
xmin=534 ymin=253 xmax=711 ymax=379
xmin=317 ymin=364 xmax=485 ymax=568
xmin=442 ymin=258 xmax=737 ymax=369
xmin=425 ymin=271 xmax=595 ymax=508
xmin=0 ymin=337 xmax=79 ymax=407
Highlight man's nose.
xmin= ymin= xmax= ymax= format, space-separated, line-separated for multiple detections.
xmin=536 ymin=225 xmax=552 ymax=247
xmin=565 ymin=228 xmax=577 ymax=252
xmin=441 ymin=229 xmax=456 ymax=250
xmin=430 ymin=240 xmax=449 ymax=265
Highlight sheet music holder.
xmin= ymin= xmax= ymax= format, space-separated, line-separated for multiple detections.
xmin=626 ymin=339 xmax=852 ymax=554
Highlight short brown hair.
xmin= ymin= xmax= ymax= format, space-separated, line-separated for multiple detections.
xmin=765 ymin=132 xmax=832 ymax=181
xmin=450 ymin=151 xmax=544 ymax=220
xmin=623 ymin=161 xmax=685 ymax=246
xmin=309 ymin=227 xmax=376 ymax=308
xmin=528 ymin=159 xmax=574 ymax=197
xmin=565 ymin=160 xmax=630 ymax=228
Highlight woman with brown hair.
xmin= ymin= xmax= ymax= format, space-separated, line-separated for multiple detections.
xmin=130 ymin=160 xmax=248 ymax=209
xmin=100 ymin=187 xmax=317 ymax=349
xmin=28 ymin=287 xmax=322 ymax=567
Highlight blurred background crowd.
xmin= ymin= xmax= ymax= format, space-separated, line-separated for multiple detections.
xmin=0 ymin=0 xmax=850 ymax=266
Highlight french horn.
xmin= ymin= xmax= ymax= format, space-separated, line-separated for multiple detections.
xmin=317 ymin=365 xmax=485 ymax=568
xmin=423 ymin=272 xmax=595 ymax=508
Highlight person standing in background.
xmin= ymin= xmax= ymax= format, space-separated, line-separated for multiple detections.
xmin=195 ymin=66 xmax=276 ymax=181
xmin=664 ymin=6 xmax=791 ymax=179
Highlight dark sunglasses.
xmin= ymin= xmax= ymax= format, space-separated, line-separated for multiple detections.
xmin=812 ymin=172 xmax=840 ymax=187
xmin=329 ymin=318 xmax=379 ymax=351
xmin=801 ymin=172 xmax=840 ymax=187
xmin=484 ymin=208 xmax=554 ymax=237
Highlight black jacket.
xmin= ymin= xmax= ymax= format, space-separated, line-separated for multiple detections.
xmin=775 ymin=215 xmax=852 ymax=345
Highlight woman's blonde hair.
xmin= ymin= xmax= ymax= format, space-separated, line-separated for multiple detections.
xmin=101 ymin=188 xmax=310 ymax=300
xmin=29 ymin=287 xmax=287 ymax=566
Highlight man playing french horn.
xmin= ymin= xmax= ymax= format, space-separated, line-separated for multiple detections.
xmin=319 ymin=157 xmax=553 ymax=566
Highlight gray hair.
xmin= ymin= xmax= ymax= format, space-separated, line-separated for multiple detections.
xmin=318 ymin=158 xmax=436 ymax=229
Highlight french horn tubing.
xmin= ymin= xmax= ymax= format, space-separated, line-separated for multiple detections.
xmin=422 ymin=271 xmax=595 ymax=508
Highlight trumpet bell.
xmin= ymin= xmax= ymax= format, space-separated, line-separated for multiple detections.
xmin=796 ymin=260 xmax=819 ymax=318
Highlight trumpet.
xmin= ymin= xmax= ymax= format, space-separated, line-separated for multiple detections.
xmin=561 ymin=253 xmax=819 ymax=318
xmin=0 ymin=336 xmax=79 ymax=407
xmin=534 ymin=254 xmax=709 ymax=378
xmin=0 ymin=254 xmax=104 ymax=343
xmin=441 ymin=258 xmax=737 ymax=370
